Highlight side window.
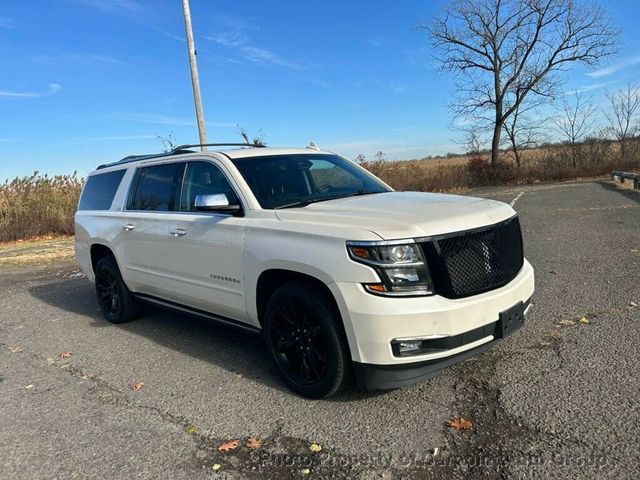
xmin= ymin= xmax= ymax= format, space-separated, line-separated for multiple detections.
xmin=129 ymin=163 xmax=183 ymax=211
xmin=78 ymin=169 xmax=126 ymax=211
xmin=180 ymin=162 xmax=239 ymax=212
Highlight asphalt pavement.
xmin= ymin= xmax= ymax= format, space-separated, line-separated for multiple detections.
xmin=0 ymin=179 xmax=638 ymax=479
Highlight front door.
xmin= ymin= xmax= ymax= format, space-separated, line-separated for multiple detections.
xmin=164 ymin=161 xmax=248 ymax=323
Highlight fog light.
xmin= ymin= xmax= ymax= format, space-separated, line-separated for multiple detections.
xmin=398 ymin=340 xmax=422 ymax=354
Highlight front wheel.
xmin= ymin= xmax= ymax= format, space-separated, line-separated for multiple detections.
xmin=264 ymin=282 xmax=351 ymax=398
xmin=94 ymin=256 xmax=140 ymax=324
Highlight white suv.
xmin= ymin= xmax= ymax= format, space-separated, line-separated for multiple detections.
xmin=75 ymin=143 xmax=534 ymax=398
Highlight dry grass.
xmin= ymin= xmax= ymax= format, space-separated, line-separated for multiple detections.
xmin=363 ymin=139 xmax=640 ymax=191
xmin=0 ymin=173 xmax=83 ymax=242
xmin=0 ymin=235 xmax=75 ymax=267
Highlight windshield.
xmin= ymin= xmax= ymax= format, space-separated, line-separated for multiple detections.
xmin=231 ymin=154 xmax=390 ymax=209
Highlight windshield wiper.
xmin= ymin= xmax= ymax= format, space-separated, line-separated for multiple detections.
xmin=275 ymin=191 xmax=382 ymax=209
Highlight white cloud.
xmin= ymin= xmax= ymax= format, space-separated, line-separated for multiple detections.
xmin=78 ymin=135 xmax=159 ymax=141
xmin=239 ymin=46 xmax=302 ymax=70
xmin=587 ymin=55 xmax=640 ymax=78
xmin=206 ymin=18 xmax=302 ymax=70
xmin=212 ymin=14 xmax=259 ymax=32
xmin=112 ymin=113 xmax=235 ymax=128
xmin=0 ymin=17 xmax=14 ymax=28
xmin=366 ymin=35 xmax=387 ymax=47
xmin=0 ymin=83 xmax=61 ymax=98
xmin=207 ymin=32 xmax=248 ymax=48
xmin=33 ymin=50 xmax=128 ymax=67
xmin=71 ymin=0 xmax=142 ymax=13
xmin=565 ymin=79 xmax=619 ymax=95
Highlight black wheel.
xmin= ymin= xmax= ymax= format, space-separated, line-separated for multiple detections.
xmin=95 ymin=256 xmax=140 ymax=324
xmin=264 ymin=282 xmax=351 ymax=398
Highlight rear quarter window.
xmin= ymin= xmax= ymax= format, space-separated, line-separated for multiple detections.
xmin=78 ymin=169 xmax=126 ymax=211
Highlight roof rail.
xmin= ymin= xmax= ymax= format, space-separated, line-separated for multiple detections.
xmin=96 ymin=142 xmax=263 ymax=170
xmin=171 ymin=143 xmax=265 ymax=152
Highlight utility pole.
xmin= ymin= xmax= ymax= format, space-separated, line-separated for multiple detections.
xmin=182 ymin=0 xmax=208 ymax=150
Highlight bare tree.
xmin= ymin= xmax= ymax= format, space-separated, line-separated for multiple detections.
xmin=503 ymin=97 xmax=547 ymax=167
xmin=604 ymin=83 xmax=640 ymax=162
xmin=465 ymin=129 xmax=485 ymax=156
xmin=157 ymin=132 xmax=178 ymax=152
xmin=427 ymin=0 xmax=618 ymax=167
xmin=553 ymin=92 xmax=597 ymax=168
xmin=373 ymin=151 xmax=386 ymax=163
xmin=237 ymin=124 xmax=266 ymax=147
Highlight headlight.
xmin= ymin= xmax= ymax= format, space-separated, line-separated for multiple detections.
xmin=346 ymin=240 xmax=433 ymax=296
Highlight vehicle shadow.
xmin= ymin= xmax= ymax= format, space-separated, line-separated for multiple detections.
xmin=597 ymin=180 xmax=640 ymax=204
xmin=28 ymin=278 xmax=387 ymax=401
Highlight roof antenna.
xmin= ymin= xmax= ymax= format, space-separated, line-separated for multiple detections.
xmin=307 ymin=142 xmax=320 ymax=151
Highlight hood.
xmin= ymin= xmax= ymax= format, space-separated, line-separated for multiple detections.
xmin=274 ymin=191 xmax=516 ymax=240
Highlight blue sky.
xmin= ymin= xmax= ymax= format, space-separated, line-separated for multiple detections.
xmin=1 ymin=0 xmax=639 ymax=180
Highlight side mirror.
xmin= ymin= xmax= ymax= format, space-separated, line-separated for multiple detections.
xmin=194 ymin=194 xmax=241 ymax=213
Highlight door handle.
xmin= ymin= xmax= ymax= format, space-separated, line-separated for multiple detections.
xmin=122 ymin=224 xmax=135 ymax=232
xmin=170 ymin=228 xmax=187 ymax=237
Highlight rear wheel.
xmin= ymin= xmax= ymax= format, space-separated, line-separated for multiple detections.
xmin=264 ymin=282 xmax=350 ymax=398
xmin=95 ymin=256 xmax=140 ymax=324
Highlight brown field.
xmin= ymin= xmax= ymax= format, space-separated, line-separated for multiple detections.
xmin=364 ymin=139 xmax=640 ymax=192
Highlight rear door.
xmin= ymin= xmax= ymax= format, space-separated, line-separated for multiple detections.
xmin=115 ymin=162 xmax=184 ymax=297
xmin=164 ymin=160 xmax=248 ymax=323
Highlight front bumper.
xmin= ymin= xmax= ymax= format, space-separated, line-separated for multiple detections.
xmin=353 ymin=299 xmax=531 ymax=389
xmin=328 ymin=259 xmax=535 ymax=380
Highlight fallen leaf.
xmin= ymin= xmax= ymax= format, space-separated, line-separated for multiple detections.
xmin=447 ymin=417 xmax=473 ymax=430
xmin=130 ymin=382 xmax=144 ymax=391
xmin=579 ymin=317 xmax=590 ymax=325
xmin=185 ymin=425 xmax=197 ymax=434
xmin=8 ymin=346 xmax=23 ymax=353
xmin=309 ymin=443 xmax=323 ymax=453
xmin=558 ymin=319 xmax=575 ymax=326
xmin=547 ymin=329 xmax=562 ymax=339
xmin=246 ymin=437 xmax=263 ymax=449
xmin=60 ymin=351 xmax=73 ymax=359
xmin=211 ymin=463 xmax=221 ymax=472
xmin=301 ymin=468 xmax=310 ymax=475
xmin=25 ymin=384 xmax=34 ymax=389
xmin=218 ymin=440 xmax=239 ymax=452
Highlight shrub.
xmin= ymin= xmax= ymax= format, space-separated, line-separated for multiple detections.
xmin=0 ymin=172 xmax=84 ymax=242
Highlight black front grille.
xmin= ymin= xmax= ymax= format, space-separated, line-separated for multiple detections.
xmin=420 ymin=216 xmax=524 ymax=299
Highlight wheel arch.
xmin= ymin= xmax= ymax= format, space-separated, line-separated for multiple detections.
xmin=90 ymin=243 xmax=116 ymax=274
xmin=255 ymin=269 xmax=339 ymax=327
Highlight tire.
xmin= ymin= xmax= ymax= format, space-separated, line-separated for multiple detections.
xmin=264 ymin=281 xmax=351 ymax=398
xmin=94 ymin=256 xmax=140 ymax=324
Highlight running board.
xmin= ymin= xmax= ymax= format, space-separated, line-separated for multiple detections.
xmin=134 ymin=293 xmax=261 ymax=335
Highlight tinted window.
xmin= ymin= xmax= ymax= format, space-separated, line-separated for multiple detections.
xmin=130 ymin=163 xmax=183 ymax=211
xmin=78 ymin=169 xmax=126 ymax=210
xmin=231 ymin=154 xmax=389 ymax=209
xmin=180 ymin=162 xmax=239 ymax=212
